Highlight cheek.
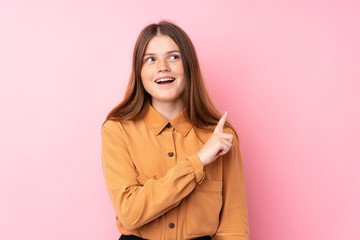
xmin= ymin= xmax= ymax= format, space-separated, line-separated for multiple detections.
xmin=175 ymin=63 xmax=185 ymax=75
xmin=177 ymin=65 xmax=186 ymax=87
xmin=141 ymin=66 xmax=152 ymax=81
xmin=140 ymin=70 xmax=148 ymax=90
xmin=180 ymin=79 xmax=186 ymax=92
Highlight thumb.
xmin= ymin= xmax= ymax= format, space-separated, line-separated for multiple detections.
xmin=214 ymin=111 xmax=228 ymax=134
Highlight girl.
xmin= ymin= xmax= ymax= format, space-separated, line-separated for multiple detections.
xmin=101 ymin=21 xmax=250 ymax=240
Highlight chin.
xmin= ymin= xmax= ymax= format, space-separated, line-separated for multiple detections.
xmin=153 ymin=95 xmax=182 ymax=104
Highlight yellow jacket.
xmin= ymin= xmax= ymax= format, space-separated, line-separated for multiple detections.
xmin=101 ymin=105 xmax=250 ymax=239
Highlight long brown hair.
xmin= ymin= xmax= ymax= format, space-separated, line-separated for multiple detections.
xmin=105 ymin=21 xmax=236 ymax=134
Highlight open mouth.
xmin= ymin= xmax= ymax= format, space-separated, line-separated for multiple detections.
xmin=155 ymin=77 xmax=175 ymax=84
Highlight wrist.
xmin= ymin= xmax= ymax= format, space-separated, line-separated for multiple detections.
xmin=196 ymin=153 xmax=205 ymax=166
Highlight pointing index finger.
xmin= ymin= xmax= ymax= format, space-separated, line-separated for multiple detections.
xmin=214 ymin=111 xmax=228 ymax=134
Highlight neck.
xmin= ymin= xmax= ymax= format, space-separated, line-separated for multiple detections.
xmin=151 ymin=99 xmax=184 ymax=121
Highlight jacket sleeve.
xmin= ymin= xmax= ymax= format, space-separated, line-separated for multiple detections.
xmin=212 ymin=132 xmax=250 ymax=240
xmin=101 ymin=121 xmax=205 ymax=231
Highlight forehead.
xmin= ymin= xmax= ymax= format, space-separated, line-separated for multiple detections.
xmin=144 ymin=35 xmax=180 ymax=54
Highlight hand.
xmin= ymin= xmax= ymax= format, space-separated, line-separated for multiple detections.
xmin=197 ymin=111 xmax=234 ymax=166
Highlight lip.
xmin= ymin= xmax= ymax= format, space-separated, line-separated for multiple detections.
xmin=154 ymin=76 xmax=176 ymax=82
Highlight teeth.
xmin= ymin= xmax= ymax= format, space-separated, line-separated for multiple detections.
xmin=155 ymin=78 xmax=175 ymax=83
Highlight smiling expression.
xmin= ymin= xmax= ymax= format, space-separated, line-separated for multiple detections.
xmin=141 ymin=35 xmax=186 ymax=106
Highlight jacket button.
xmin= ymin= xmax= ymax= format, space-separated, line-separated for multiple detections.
xmin=169 ymin=222 xmax=175 ymax=229
xmin=168 ymin=152 xmax=174 ymax=157
xmin=166 ymin=123 xmax=172 ymax=128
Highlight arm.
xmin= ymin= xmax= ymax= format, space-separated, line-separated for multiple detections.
xmin=101 ymin=121 xmax=204 ymax=230
xmin=212 ymin=134 xmax=250 ymax=240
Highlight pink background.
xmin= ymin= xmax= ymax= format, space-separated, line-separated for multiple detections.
xmin=1 ymin=0 xmax=359 ymax=239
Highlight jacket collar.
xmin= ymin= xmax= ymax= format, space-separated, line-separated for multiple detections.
xmin=144 ymin=105 xmax=192 ymax=136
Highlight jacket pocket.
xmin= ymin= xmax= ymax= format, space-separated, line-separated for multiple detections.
xmin=186 ymin=179 xmax=223 ymax=236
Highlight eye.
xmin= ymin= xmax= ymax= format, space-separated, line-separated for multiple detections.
xmin=169 ymin=55 xmax=180 ymax=61
xmin=144 ymin=57 xmax=155 ymax=63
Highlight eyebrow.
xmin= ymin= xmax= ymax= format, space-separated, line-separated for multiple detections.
xmin=144 ymin=50 xmax=180 ymax=57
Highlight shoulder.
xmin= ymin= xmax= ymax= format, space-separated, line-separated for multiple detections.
xmin=102 ymin=119 xmax=123 ymax=132
xmin=223 ymin=126 xmax=239 ymax=139
xmin=101 ymin=120 xmax=123 ymax=140
xmin=101 ymin=119 xmax=131 ymax=138
xmin=101 ymin=120 xmax=135 ymax=148
xmin=101 ymin=118 xmax=148 ymax=140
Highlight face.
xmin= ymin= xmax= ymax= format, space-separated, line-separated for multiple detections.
xmin=141 ymin=35 xmax=186 ymax=106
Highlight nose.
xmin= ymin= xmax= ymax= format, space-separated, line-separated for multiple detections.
xmin=157 ymin=59 xmax=170 ymax=72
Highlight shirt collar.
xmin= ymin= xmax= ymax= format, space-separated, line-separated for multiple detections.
xmin=144 ymin=105 xmax=192 ymax=136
